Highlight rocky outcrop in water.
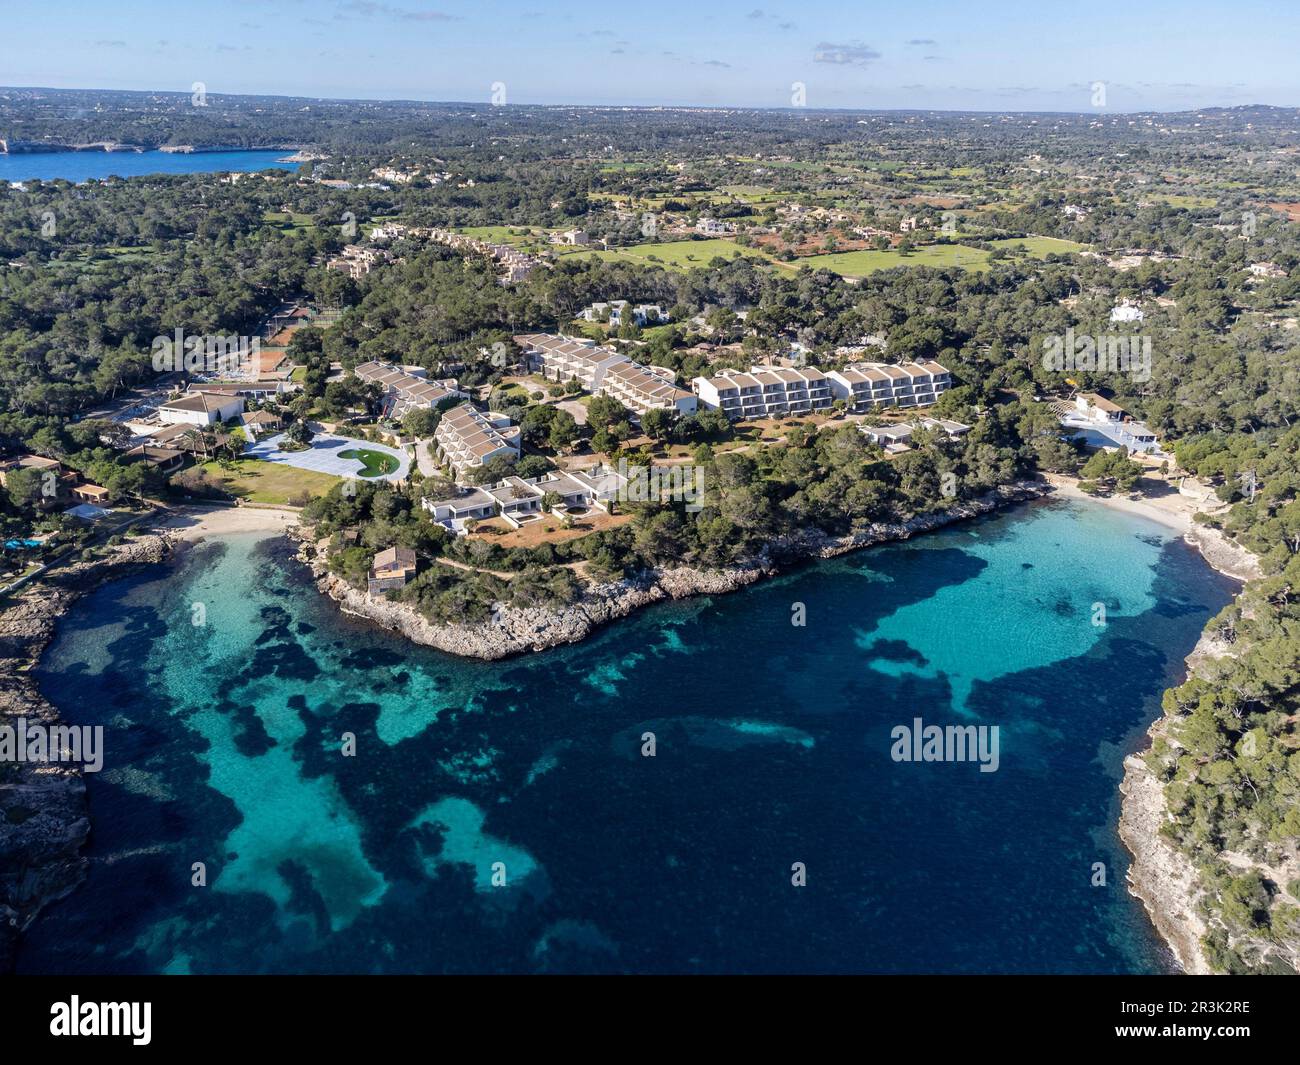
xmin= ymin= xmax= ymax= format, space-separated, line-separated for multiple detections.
xmin=0 ymin=535 xmax=172 ymax=970
xmin=302 ymin=481 xmax=1049 ymax=661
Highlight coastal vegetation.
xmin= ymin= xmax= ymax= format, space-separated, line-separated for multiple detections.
xmin=1146 ymin=427 xmax=1300 ymax=972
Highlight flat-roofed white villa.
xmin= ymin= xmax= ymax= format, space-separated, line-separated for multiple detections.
xmin=354 ymin=360 xmax=465 ymax=420
xmin=422 ymin=466 xmax=627 ymax=533
xmin=513 ymin=333 xmax=697 ymax=416
xmin=692 ymin=365 xmax=834 ymax=419
xmin=826 ymin=361 xmax=952 ymax=411
xmin=859 ymin=417 xmax=971 ymax=452
xmin=432 ymin=402 xmax=521 ymax=477
xmin=1059 ymin=393 xmax=1162 ymax=454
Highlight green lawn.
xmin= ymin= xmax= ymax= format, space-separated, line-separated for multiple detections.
xmin=796 ymin=243 xmax=991 ymax=277
xmin=456 ymin=225 xmax=553 ymax=250
xmin=987 ymin=236 xmax=1089 ymax=257
xmin=191 ymin=459 xmax=340 ymax=504
xmin=494 ymin=382 xmax=534 ymax=401
xmin=263 ymin=211 xmax=316 ymax=231
xmin=338 ymin=448 xmax=400 ymax=478
xmin=561 ymin=238 xmax=775 ymax=270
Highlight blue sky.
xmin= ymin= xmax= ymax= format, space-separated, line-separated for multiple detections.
xmin=4 ymin=0 xmax=1299 ymax=111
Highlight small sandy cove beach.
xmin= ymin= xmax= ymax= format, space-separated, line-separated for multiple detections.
xmin=158 ymin=504 xmax=300 ymax=543
xmin=1044 ymin=471 xmax=1261 ymax=582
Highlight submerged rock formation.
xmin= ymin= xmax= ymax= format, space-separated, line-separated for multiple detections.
xmin=0 ymin=534 xmax=172 ymax=970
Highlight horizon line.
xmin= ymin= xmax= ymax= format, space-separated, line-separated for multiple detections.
xmin=2 ymin=84 xmax=1298 ymax=119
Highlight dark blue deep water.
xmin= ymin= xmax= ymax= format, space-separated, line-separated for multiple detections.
xmin=17 ymin=498 xmax=1237 ymax=973
xmin=1 ymin=149 xmax=299 ymax=184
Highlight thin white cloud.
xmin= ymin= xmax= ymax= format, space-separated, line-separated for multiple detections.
xmin=814 ymin=41 xmax=881 ymax=66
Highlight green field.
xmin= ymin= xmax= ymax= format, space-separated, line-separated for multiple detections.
xmin=192 ymin=459 xmax=339 ymax=504
xmin=561 ymin=238 xmax=774 ymax=270
xmin=456 ymin=225 xmax=553 ymax=249
xmin=1145 ymin=192 xmax=1217 ymax=209
xmin=796 ymin=243 xmax=991 ymax=277
xmin=263 ymin=211 xmax=316 ymax=231
xmin=987 ymin=236 xmax=1089 ymax=257
xmin=59 ymin=245 xmax=158 ymax=269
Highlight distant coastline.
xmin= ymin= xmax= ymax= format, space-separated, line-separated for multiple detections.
xmin=0 ymin=139 xmax=302 ymax=155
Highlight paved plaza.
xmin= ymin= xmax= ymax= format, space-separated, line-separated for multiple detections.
xmin=243 ymin=433 xmax=411 ymax=481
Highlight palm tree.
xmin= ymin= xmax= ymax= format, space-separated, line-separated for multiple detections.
xmin=181 ymin=427 xmax=209 ymax=460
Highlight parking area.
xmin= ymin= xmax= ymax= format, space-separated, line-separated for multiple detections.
xmin=243 ymin=433 xmax=411 ymax=481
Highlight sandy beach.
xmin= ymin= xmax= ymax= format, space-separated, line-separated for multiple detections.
xmin=1043 ymin=472 xmax=1261 ymax=582
xmin=158 ymin=504 xmax=300 ymax=543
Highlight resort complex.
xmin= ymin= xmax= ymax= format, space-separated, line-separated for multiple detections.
xmin=354 ymin=360 xmax=465 ymax=420
xmin=824 ymin=362 xmax=953 ymax=412
xmin=432 ymin=402 xmax=522 ymax=477
xmin=422 ymin=466 xmax=626 ymax=533
xmin=513 ymin=333 xmax=697 ymax=416
xmin=692 ymin=366 xmax=834 ymax=419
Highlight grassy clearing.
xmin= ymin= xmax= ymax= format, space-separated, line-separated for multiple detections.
xmin=986 ymin=236 xmax=1089 ymax=257
xmin=560 ymin=238 xmax=775 ymax=269
xmin=795 ymin=243 xmax=990 ymax=277
xmin=1145 ymin=192 xmax=1217 ymax=209
xmin=58 ymin=245 xmax=158 ymax=269
xmin=263 ymin=211 xmax=316 ymax=231
xmin=455 ymin=225 xmax=554 ymax=248
xmin=193 ymin=459 xmax=340 ymax=504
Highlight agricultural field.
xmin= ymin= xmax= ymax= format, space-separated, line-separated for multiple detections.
xmin=1144 ymin=192 xmax=1217 ymax=209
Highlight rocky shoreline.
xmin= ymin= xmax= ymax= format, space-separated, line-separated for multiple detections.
xmin=1117 ymin=542 xmax=1257 ymax=976
xmin=1118 ymin=676 xmax=1216 ymax=976
xmin=0 ymin=533 xmax=173 ymax=970
xmin=296 ymin=480 xmax=1052 ymax=661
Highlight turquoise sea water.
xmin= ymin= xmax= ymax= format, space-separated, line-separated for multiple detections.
xmin=17 ymin=498 xmax=1237 ymax=973
xmin=0 ymin=149 xmax=299 ymax=184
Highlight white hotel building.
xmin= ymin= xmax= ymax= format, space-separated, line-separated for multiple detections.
xmin=825 ymin=361 xmax=952 ymax=412
xmin=513 ymin=334 xmax=697 ymax=417
xmin=354 ymin=361 xmax=465 ymax=420
xmin=433 ymin=402 xmax=521 ymax=477
xmin=692 ymin=366 xmax=834 ymax=420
